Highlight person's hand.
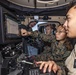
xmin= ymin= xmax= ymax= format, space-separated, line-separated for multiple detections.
xmin=20 ymin=29 xmax=29 ymax=36
xmin=36 ymin=61 xmax=60 ymax=73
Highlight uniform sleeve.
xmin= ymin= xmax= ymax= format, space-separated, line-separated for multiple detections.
xmin=46 ymin=45 xmax=71 ymax=61
xmin=34 ymin=53 xmax=50 ymax=61
xmin=30 ymin=31 xmax=55 ymax=43
xmin=33 ymin=46 xmax=51 ymax=61
xmin=34 ymin=45 xmax=71 ymax=61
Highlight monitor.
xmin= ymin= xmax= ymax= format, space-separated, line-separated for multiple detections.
xmin=5 ymin=15 xmax=19 ymax=38
xmin=0 ymin=6 xmax=21 ymax=44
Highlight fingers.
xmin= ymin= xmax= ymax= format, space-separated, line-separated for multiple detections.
xmin=52 ymin=63 xmax=58 ymax=73
xmin=36 ymin=61 xmax=53 ymax=73
xmin=35 ymin=61 xmax=43 ymax=67
xmin=36 ymin=61 xmax=59 ymax=73
xmin=36 ymin=61 xmax=44 ymax=69
xmin=48 ymin=61 xmax=53 ymax=72
xmin=36 ymin=61 xmax=48 ymax=73
xmin=52 ymin=61 xmax=59 ymax=73
xmin=43 ymin=62 xmax=48 ymax=73
xmin=36 ymin=61 xmax=46 ymax=70
xmin=36 ymin=61 xmax=43 ymax=65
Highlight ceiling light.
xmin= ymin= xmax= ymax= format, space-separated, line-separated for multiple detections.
xmin=37 ymin=0 xmax=59 ymax=3
xmin=48 ymin=2 xmax=54 ymax=4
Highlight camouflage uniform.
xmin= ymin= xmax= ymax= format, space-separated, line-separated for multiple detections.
xmin=30 ymin=31 xmax=73 ymax=75
xmin=31 ymin=31 xmax=55 ymax=54
xmin=42 ymin=32 xmax=55 ymax=53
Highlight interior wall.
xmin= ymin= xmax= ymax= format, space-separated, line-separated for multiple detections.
xmin=21 ymin=16 xmax=65 ymax=26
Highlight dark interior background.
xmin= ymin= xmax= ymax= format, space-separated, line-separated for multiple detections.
xmin=0 ymin=0 xmax=68 ymax=16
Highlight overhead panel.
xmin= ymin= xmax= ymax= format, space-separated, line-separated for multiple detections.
xmin=8 ymin=0 xmax=72 ymax=8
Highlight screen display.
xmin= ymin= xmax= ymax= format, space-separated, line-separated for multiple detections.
xmin=0 ymin=6 xmax=21 ymax=44
xmin=5 ymin=15 xmax=19 ymax=38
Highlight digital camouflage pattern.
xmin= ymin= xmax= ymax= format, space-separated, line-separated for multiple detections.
xmin=30 ymin=31 xmax=73 ymax=75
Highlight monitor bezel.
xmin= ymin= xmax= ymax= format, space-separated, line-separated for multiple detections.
xmin=0 ymin=6 xmax=21 ymax=44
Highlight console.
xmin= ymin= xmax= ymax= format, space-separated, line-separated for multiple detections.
xmin=1 ymin=53 xmax=56 ymax=75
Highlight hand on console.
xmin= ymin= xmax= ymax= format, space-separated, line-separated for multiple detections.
xmin=35 ymin=61 xmax=60 ymax=73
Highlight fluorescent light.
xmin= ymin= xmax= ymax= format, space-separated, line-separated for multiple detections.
xmin=37 ymin=0 xmax=59 ymax=3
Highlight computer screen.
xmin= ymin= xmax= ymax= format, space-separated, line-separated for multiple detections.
xmin=5 ymin=15 xmax=19 ymax=38
xmin=0 ymin=6 xmax=21 ymax=44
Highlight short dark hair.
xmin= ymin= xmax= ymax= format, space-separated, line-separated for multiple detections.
xmin=45 ymin=23 xmax=53 ymax=29
xmin=67 ymin=0 xmax=76 ymax=12
xmin=19 ymin=24 xmax=26 ymax=29
xmin=28 ymin=20 xmax=38 ymax=26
